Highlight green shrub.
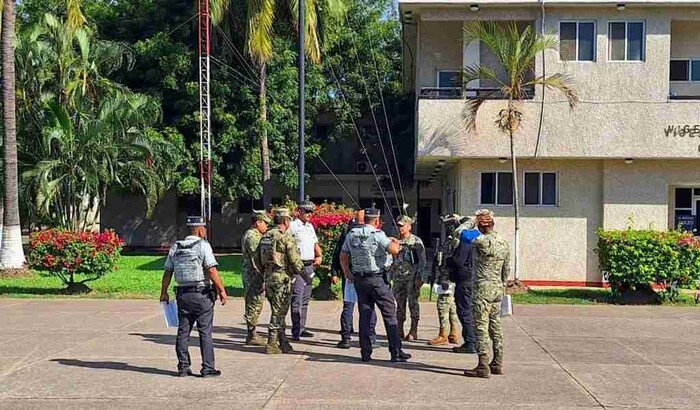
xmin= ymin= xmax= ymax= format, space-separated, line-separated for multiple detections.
xmin=596 ymin=229 xmax=700 ymax=301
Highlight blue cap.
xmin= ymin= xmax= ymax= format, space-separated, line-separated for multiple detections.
xmin=186 ymin=216 xmax=206 ymax=227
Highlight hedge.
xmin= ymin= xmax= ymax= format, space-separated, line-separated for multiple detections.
xmin=596 ymin=229 xmax=700 ymax=300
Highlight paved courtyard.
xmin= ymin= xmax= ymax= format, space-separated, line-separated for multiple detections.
xmin=0 ymin=299 xmax=699 ymax=409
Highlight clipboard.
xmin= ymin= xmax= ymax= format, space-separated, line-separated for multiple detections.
xmin=160 ymin=301 xmax=179 ymax=328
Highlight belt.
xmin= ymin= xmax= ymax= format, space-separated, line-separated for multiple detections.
xmin=175 ymin=286 xmax=212 ymax=294
xmin=302 ymin=260 xmax=314 ymax=267
xmin=353 ymin=270 xmax=385 ymax=278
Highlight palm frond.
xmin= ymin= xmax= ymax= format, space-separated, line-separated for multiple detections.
xmin=210 ymin=0 xmax=232 ymax=26
xmin=462 ymin=90 xmax=499 ymax=131
xmin=247 ymin=0 xmax=275 ymax=65
xmin=526 ymin=72 xmax=579 ymax=108
xmin=66 ymin=0 xmax=86 ymax=32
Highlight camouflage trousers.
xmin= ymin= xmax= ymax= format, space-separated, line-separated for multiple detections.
xmin=243 ymin=269 xmax=265 ymax=330
xmin=393 ymin=280 xmax=420 ymax=323
xmin=436 ymin=292 xmax=458 ymax=331
xmin=265 ymin=271 xmax=292 ymax=334
xmin=473 ymin=284 xmax=504 ymax=357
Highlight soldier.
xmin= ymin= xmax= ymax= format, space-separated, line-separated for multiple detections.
xmin=159 ymin=216 xmax=228 ymax=378
xmin=464 ymin=209 xmax=510 ymax=378
xmin=427 ymin=215 xmax=461 ymax=346
xmin=241 ymin=210 xmax=271 ymax=346
xmin=255 ymin=208 xmax=312 ymax=355
xmin=340 ymin=208 xmax=411 ymax=362
xmin=389 ymin=215 xmax=427 ymax=341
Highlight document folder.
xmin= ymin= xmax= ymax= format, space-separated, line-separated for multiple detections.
xmin=160 ymin=301 xmax=179 ymax=328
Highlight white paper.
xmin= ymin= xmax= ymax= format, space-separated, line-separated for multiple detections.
xmin=343 ymin=281 xmax=358 ymax=303
xmin=160 ymin=301 xmax=179 ymax=328
xmin=501 ymin=294 xmax=513 ymax=317
xmin=433 ymin=283 xmax=453 ymax=295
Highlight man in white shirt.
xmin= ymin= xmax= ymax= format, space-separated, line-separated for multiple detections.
xmin=289 ymin=201 xmax=322 ymax=340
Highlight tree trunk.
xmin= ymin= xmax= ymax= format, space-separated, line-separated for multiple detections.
xmin=259 ymin=63 xmax=272 ymax=209
xmin=509 ymin=128 xmax=520 ymax=282
xmin=0 ymin=0 xmax=25 ymax=269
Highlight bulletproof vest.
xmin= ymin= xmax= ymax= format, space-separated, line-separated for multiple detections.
xmin=259 ymin=229 xmax=287 ymax=273
xmin=392 ymin=236 xmax=419 ymax=280
xmin=173 ymin=239 xmax=205 ymax=284
xmin=347 ymin=227 xmax=381 ymax=273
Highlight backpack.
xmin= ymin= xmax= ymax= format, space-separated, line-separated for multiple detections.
xmin=173 ymin=239 xmax=205 ymax=284
xmin=259 ymin=230 xmax=286 ymax=272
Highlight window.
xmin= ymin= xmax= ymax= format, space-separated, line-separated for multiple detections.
xmin=674 ymin=188 xmax=695 ymax=231
xmin=524 ymin=172 xmax=557 ymax=206
xmin=437 ymin=70 xmax=461 ymax=88
xmin=609 ymin=22 xmax=645 ymax=61
xmin=560 ymin=22 xmax=596 ymax=61
xmin=480 ymin=172 xmax=513 ymax=205
xmin=669 ymin=59 xmax=700 ymax=82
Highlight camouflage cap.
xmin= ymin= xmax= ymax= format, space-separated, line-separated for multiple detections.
xmin=252 ymin=210 xmax=272 ymax=224
xmin=298 ymin=200 xmax=315 ymax=213
xmin=396 ymin=215 xmax=414 ymax=226
xmin=272 ymin=207 xmax=292 ymax=219
xmin=440 ymin=214 xmax=461 ymax=225
xmin=459 ymin=216 xmax=476 ymax=230
xmin=186 ymin=216 xmax=206 ymax=227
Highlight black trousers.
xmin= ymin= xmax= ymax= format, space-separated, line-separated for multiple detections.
xmin=291 ymin=264 xmax=313 ymax=338
xmin=454 ymin=281 xmax=476 ymax=347
xmin=354 ymin=275 xmax=402 ymax=359
xmin=340 ymin=275 xmax=377 ymax=342
xmin=176 ymin=289 xmax=215 ymax=372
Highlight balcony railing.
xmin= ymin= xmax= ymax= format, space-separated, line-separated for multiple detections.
xmin=419 ymin=86 xmax=535 ymax=100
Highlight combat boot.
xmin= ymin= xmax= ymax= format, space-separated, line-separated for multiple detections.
xmin=490 ymin=351 xmax=503 ymax=375
xmin=246 ymin=329 xmax=266 ymax=346
xmin=428 ymin=328 xmax=448 ymax=346
xmin=266 ymin=332 xmax=282 ymax=355
xmin=464 ymin=354 xmax=491 ymax=378
xmin=405 ymin=319 xmax=418 ymax=341
xmin=279 ymin=331 xmax=294 ymax=354
xmin=447 ymin=326 xmax=459 ymax=345
xmin=452 ymin=343 xmax=477 ymax=354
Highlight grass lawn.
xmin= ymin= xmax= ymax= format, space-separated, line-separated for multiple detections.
xmin=0 ymin=255 xmax=698 ymax=306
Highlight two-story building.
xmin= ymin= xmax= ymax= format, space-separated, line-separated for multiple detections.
xmin=401 ymin=0 xmax=700 ymax=285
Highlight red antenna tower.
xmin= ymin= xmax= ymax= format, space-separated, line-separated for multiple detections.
xmin=197 ymin=0 xmax=212 ymax=234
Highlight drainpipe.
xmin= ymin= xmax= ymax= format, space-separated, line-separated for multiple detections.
xmin=534 ymin=0 xmax=547 ymax=158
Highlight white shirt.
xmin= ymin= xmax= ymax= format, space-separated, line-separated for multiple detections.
xmin=289 ymin=218 xmax=318 ymax=261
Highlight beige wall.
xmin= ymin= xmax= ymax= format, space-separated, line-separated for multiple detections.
xmin=670 ymin=20 xmax=700 ymax=97
xmin=417 ymin=20 xmax=463 ymax=90
xmin=455 ymin=159 xmax=603 ymax=282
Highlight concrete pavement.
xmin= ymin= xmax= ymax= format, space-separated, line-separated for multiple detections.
xmin=0 ymin=299 xmax=699 ymax=409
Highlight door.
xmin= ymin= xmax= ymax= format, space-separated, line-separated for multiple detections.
xmin=417 ymin=206 xmax=431 ymax=245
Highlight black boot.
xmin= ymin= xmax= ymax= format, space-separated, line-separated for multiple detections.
xmin=464 ymin=354 xmax=491 ymax=378
xmin=391 ymin=350 xmax=412 ymax=363
xmin=279 ymin=331 xmax=294 ymax=354
xmin=453 ymin=343 xmax=477 ymax=354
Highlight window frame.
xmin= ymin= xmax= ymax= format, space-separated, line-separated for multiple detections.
xmin=608 ymin=21 xmax=646 ymax=62
xmin=559 ymin=20 xmax=597 ymax=62
xmin=669 ymin=58 xmax=700 ymax=83
xmin=478 ymin=171 xmax=514 ymax=206
xmin=523 ymin=171 xmax=558 ymax=207
xmin=436 ymin=69 xmax=462 ymax=88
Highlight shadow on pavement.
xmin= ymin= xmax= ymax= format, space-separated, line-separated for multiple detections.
xmin=52 ymin=359 xmax=178 ymax=376
xmin=131 ymin=327 xmax=467 ymax=376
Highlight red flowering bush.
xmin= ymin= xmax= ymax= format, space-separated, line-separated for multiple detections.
xmin=28 ymin=230 xmax=124 ymax=292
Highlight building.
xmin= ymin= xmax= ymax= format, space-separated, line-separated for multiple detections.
xmin=400 ymin=0 xmax=700 ymax=285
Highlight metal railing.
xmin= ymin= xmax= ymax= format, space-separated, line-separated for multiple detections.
xmin=419 ymin=86 xmax=535 ymax=100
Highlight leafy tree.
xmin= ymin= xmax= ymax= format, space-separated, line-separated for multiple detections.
xmin=16 ymin=14 xmax=184 ymax=230
xmin=462 ymin=21 xmax=578 ymax=281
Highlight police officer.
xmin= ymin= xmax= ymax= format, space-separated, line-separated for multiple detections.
xmin=448 ymin=216 xmax=480 ymax=354
xmin=331 ymin=209 xmax=379 ymax=349
xmin=160 ymin=216 xmax=228 ymax=378
xmin=389 ymin=215 xmax=427 ymax=341
xmin=255 ymin=208 xmax=312 ymax=354
xmin=241 ymin=210 xmax=271 ymax=346
xmin=464 ymin=209 xmax=510 ymax=378
xmin=340 ymin=208 xmax=411 ymax=363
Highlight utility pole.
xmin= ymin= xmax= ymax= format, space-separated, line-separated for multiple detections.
xmin=298 ymin=0 xmax=305 ymax=203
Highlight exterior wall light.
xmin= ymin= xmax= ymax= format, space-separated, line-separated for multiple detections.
xmin=624 ymin=158 xmax=634 ymax=164
xmin=470 ymin=4 xmax=480 ymax=12
xmin=616 ymin=3 xmax=626 ymax=11
xmin=438 ymin=159 xmax=446 ymax=165
xmin=498 ymin=157 xmax=508 ymax=163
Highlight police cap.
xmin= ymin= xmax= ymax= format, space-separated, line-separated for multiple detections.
xmin=298 ymin=201 xmax=315 ymax=213
xmin=186 ymin=216 xmax=206 ymax=227
xmin=364 ymin=208 xmax=381 ymax=218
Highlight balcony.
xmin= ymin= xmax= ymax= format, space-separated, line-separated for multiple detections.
xmin=418 ymin=86 xmax=536 ymax=100
xmin=669 ymin=21 xmax=700 ymax=100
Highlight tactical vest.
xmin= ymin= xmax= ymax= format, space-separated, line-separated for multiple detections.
xmin=259 ymin=229 xmax=287 ymax=273
xmin=173 ymin=239 xmax=206 ymax=284
xmin=347 ymin=227 xmax=382 ymax=273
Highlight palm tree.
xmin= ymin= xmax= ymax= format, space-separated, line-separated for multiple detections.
xmin=462 ymin=21 xmax=578 ymax=282
xmin=211 ymin=0 xmax=345 ymax=207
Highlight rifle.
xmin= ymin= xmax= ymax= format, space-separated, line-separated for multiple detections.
xmin=429 ymin=237 xmax=442 ymax=301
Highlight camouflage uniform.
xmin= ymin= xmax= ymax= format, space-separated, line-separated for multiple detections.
xmin=389 ymin=223 xmax=426 ymax=339
xmin=433 ymin=235 xmax=459 ymax=343
xmin=255 ymin=208 xmax=306 ymax=354
xmin=241 ymin=217 xmax=267 ymax=342
xmin=472 ymin=227 xmax=510 ymax=365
